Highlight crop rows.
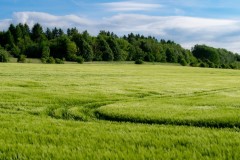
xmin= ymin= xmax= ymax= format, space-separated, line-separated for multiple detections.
xmin=0 ymin=63 xmax=240 ymax=159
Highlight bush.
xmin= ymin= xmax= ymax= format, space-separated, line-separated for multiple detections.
xmin=205 ymin=60 xmax=215 ymax=68
xmin=220 ymin=64 xmax=230 ymax=69
xmin=17 ymin=55 xmax=27 ymax=63
xmin=135 ymin=59 xmax=144 ymax=64
xmin=67 ymin=54 xmax=78 ymax=61
xmin=199 ymin=62 xmax=208 ymax=68
xmin=41 ymin=58 xmax=47 ymax=64
xmin=190 ymin=62 xmax=198 ymax=67
xmin=0 ymin=49 xmax=10 ymax=62
xmin=11 ymin=45 xmax=21 ymax=58
xmin=179 ymin=58 xmax=187 ymax=66
xmin=46 ymin=57 xmax=55 ymax=64
xmin=55 ymin=58 xmax=64 ymax=64
xmin=76 ymin=56 xmax=84 ymax=64
xmin=208 ymin=62 xmax=215 ymax=68
xmin=229 ymin=63 xmax=239 ymax=69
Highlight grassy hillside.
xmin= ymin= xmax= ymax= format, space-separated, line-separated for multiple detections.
xmin=0 ymin=63 xmax=240 ymax=159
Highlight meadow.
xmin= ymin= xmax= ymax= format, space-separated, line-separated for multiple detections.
xmin=0 ymin=63 xmax=240 ymax=159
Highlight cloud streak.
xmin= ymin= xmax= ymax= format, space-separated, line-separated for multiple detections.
xmin=101 ymin=1 xmax=162 ymax=12
xmin=102 ymin=14 xmax=240 ymax=51
xmin=0 ymin=19 xmax=12 ymax=31
xmin=1 ymin=11 xmax=240 ymax=53
xmin=12 ymin=12 xmax=94 ymax=28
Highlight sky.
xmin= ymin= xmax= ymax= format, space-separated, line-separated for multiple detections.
xmin=1 ymin=0 xmax=240 ymax=52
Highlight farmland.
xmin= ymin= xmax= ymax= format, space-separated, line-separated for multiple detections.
xmin=0 ymin=63 xmax=240 ymax=159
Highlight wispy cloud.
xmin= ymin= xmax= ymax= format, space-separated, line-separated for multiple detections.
xmin=12 ymin=12 xmax=95 ymax=30
xmin=0 ymin=19 xmax=12 ymax=31
xmin=104 ymin=14 xmax=240 ymax=52
xmin=158 ymin=0 xmax=240 ymax=9
xmin=101 ymin=1 xmax=162 ymax=12
xmin=1 ymin=11 xmax=240 ymax=53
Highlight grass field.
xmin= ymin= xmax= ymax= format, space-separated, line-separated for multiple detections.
xmin=0 ymin=63 xmax=240 ymax=159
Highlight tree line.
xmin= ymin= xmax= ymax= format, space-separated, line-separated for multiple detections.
xmin=0 ymin=23 xmax=240 ymax=68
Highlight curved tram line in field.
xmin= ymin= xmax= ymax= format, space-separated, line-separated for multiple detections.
xmin=95 ymin=87 xmax=240 ymax=129
xmin=1 ymin=85 xmax=239 ymax=129
xmin=18 ymin=86 xmax=239 ymax=129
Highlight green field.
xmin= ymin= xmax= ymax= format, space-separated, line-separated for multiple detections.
xmin=0 ymin=63 xmax=240 ymax=159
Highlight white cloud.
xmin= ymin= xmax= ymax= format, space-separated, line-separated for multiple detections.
xmin=0 ymin=19 xmax=12 ymax=31
xmin=101 ymin=1 xmax=162 ymax=12
xmin=159 ymin=0 xmax=240 ymax=9
xmin=1 ymin=11 xmax=240 ymax=53
xmin=12 ymin=12 xmax=95 ymax=29
xmin=101 ymin=14 xmax=240 ymax=53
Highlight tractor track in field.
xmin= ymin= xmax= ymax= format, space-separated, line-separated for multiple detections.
xmin=95 ymin=110 xmax=240 ymax=129
xmin=42 ymin=100 xmax=120 ymax=121
xmin=1 ymin=86 xmax=239 ymax=129
xmin=95 ymin=87 xmax=240 ymax=129
xmin=131 ymin=86 xmax=240 ymax=99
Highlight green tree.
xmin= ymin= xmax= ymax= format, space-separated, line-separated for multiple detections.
xmin=31 ymin=23 xmax=45 ymax=42
xmin=107 ymin=37 xmax=122 ymax=61
xmin=22 ymin=23 xmax=31 ymax=37
xmin=11 ymin=45 xmax=21 ymax=57
xmin=5 ymin=31 xmax=15 ymax=49
xmin=17 ymin=36 xmax=33 ymax=55
xmin=45 ymin=28 xmax=53 ymax=40
xmin=81 ymin=40 xmax=93 ymax=61
xmin=66 ymin=41 xmax=77 ymax=61
xmin=52 ymin=27 xmax=64 ymax=38
xmin=166 ymin=48 xmax=177 ymax=63
xmin=116 ymin=38 xmax=129 ymax=61
xmin=41 ymin=45 xmax=50 ymax=59
xmin=127 ymin=44 xmax=144 ymax=61
xmin=95 ymin=36 xmax=113 ymax=61
xmin=0 ymin=31 xmax=5 ymax=47
xmin=25 ymin=43 xmax=42 ymax=58
xmin=15 ymin=25 xmax=23 ymax=43
xmin=0 ymin=49 xmax=9 ymax=62
xmin=72 ymin=33 xmax=93 ymax=61
xmin=8 ymin=24 xmax=16 ymax=43
xmin=50 ymin=35 xmax=77 ymax=61
xmin=192 ymin=45 xmax=220 ymax=65
xmin=82 ymin=30 xmax=92 ymax=44
xmin=67 ymin=28 xmax=79 ymax=37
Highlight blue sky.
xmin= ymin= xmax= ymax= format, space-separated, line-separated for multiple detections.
xmin=1 ymin=0 xmax=240 ymax=52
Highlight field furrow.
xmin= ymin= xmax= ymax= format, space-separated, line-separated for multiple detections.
xmin=1 ymin=63 xmax=240 ymax=159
